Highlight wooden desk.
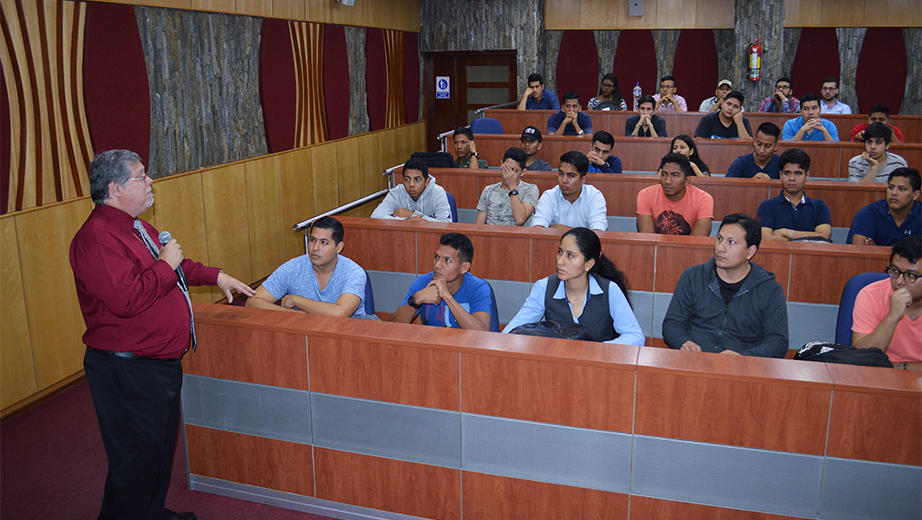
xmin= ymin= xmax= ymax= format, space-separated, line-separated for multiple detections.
xmin=182 ymin=302 xmax=921 ymax=520
xmin=431 ymin=168 xmax=885 ymax=228
xmin=484 ymin=109 xmax=922 ymax=145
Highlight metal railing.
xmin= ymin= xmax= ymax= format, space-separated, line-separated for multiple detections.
xmin=474 ymin=100 xmax=518 ymax=115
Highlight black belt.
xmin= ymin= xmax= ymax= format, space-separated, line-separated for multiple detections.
xmin=87 ymin=346 xmax=183 ymax=362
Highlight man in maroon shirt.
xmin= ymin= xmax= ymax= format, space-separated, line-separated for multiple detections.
xmin=70 ymin=150 xmax=253 ymax=520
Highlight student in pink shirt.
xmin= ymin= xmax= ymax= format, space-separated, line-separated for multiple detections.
xmin=636 ymin=153 xmax=714 ymax=236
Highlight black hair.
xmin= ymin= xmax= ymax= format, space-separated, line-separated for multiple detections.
xmin=528 ymin=73 xmax=544 ymax=85
xmin=891 ymin=235 xmax=922 ymax=265
xmin=719 ymin=213 xmax=762 ymax=249
xmin=598 ymin=73 xmax=624 ymax=108
xmin=801 ymin=93 xmax=821 ymax=105
xmin=822 ymin=77 xmax=838 ymax=88
xmin=503 ymin=147 xmax=527 ymax=170
xmin=563 ymin=91 xmax=581 ymax=103
xmin=637 ymin=95 xmax=655 ymax=108
xmin=592 ymin=130 xmax=615 ymax=148
xmin=559 ymin=151 xmax=590 ymax=176
xmin=89 ymin=149 xmax=143 ymax=205
xmin=864 ymin=122 xmax=892 ymax=144
xmin=311 ymin=216 xmax=344 ymax=244
xmin=659 ymin=152 xmax=692 ymax=178
xmin=889 ymin=167 xmax=922 ymax=192
xmin=670 ymin=135 xmax=709 ymax=174
xmin=776 ymin=77 xmax=792 ymax=87
xmin=440 ymin=232 xmax=474 ymax=264
xmin=756 ymin=122 xmax=781 ymax=140
xmin=724 ymin=91 xmax=745 ymax=105
xmin=453 ymin=126 xmax=474 ymax=141
xmin=869 ymin=105 xmax=891 ymax=118
xmin=660 ymin=75 xmax=676 ymax=85
xmin=561 ymin=227 xmax=632 ymax=308
xmin=403 ymin=157 xmax=429 ymax=179
xmin=779 ymin=148 xmax=811 ymax=172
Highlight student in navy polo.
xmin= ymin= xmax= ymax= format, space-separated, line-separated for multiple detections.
xmin=757 ymin=148 xmax=832 ymax=241
xmin=848 ymin=168 xmax=922 ymax=246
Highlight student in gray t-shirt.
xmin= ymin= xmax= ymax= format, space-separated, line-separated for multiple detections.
xmin=475 ymin=147 xmax=539 ymax=226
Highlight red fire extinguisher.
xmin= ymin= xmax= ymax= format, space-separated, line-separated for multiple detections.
xmin=749 ymin=39 xmax=762 ymax=81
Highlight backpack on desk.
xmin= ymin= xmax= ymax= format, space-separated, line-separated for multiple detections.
xmin=794 ymin=341 xmax=893 ymax=367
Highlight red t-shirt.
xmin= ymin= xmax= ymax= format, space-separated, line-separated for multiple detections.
xmin=636 ymin=184 xmax=714 ymax=235
xmin=849 ymin=123 xmax=904 ymax=143
xmin=852 ymin=278 xmax=921 ymax=362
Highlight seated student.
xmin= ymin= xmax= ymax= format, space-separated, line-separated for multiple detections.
xmin=247 ymin=217 xmax=368 ymax=318
xmin=820 ymin=77 xmax=851 ymax=114
xmin=693 ymin=91 xmax=752 ymax=139
xmin=475 ymin=147 xmax=539 ymax=226
xmin=847 ymin=122 xmax=908 ymax=183
xmin=625 ymin=95 xmax=667 ymax=137
xmin=662 ymin=214 xmax=789 ymax=357
xmin=757 ymin=148 xmax=832 ymax=241
xmin=670 ymin=135 xmax=710 ymax=176
xmin=452 ymin=127 xmax=488 ymax=169
xmin=517 ymin=72 xmax=560 ymax=111
xmin=587 ymin=73 xmax=627 ymax=111
xmin=725 ymin=123 xmax=782 ymax=179
xmin=532 ymin=151 xmax=608 ymax=231
xmin=520 ymin=126 xmax=552 ymax=171
xmin=587 ymin=131 xmax=623 ymax=173
xmin=371 ymin=157 xmax=451 ymax=222
xmin=852 ymin=235 xmax=921 ymax=369
xmin=781 ymin=93 xmax=839 ymax=142
xmin=699 ymin=79 xmax=734 ymax=113
xmin=390 ymin=232 xmax=494 ymax=331
xmin=502 ymin=227 xmax=645 ymax=345
xmin=757 ymin=77 xmax=800 ymax=113
xmin=652 ymin=75 xmax=687 ymax=112
xmin=850 ymin=105 xmax=904 ymax=143
xmin=636 ymin=153 xmax=714 ymax=236
xmin=848 ymin=168 xmax=921 ymax=246
xmin=547 ymin=92 xmax=593 ymax=136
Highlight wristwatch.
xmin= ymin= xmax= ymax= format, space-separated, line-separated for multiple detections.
xmin=508 ymin=189 xmax=519 ymax=198
xmin=473 ymin=152 xmax=480 ymax=158
xmin=577 ymin=130 xmax=585 ymax=136
xmin=407 ymin=295 xmax=422 ymax=309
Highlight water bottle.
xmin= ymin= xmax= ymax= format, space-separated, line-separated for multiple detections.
xmin=633 ymin=82 xmax=642 ymax=111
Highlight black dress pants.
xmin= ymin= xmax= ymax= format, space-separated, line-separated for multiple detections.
xmin=84 ymin=347 xmax=183 ymax=520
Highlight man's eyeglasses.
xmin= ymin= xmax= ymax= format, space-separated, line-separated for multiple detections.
xmin=126 ymin=173 xmax=150 ymax=183
xmin=886 ymin=265 xmax=920 ymax=284
xmin=821 ymin=87 xmax=838 ymax=91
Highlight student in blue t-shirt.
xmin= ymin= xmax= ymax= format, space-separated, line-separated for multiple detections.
xmin=726 ymin=123 xmax=782 ymax=179
xmin=390 ymin=232 xmax=496 ymax=331
xmin=247 ymin=217 xmax=369 ymax=318
xmin=517 ymin=73 xmax=560 ymax=111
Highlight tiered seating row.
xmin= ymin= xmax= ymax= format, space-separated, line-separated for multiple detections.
xmin=466 ymin=134 xmax=921 ymax=180
xmin=484 ymin=109 xmax=922 ymax=145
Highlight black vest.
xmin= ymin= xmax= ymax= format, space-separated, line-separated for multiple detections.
xmin=543 ymin=274 xmax=617 ymax=342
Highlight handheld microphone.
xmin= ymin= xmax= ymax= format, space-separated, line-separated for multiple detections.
xmin=158 ymin=231 xmax=188 ymax=290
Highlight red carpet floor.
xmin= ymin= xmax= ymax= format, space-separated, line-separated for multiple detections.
xmin=1 ymin=379 xmax=336 ymax=520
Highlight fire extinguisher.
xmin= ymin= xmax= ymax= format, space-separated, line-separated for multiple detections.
xmin=749 ymin=39 xmax=762 ymax=81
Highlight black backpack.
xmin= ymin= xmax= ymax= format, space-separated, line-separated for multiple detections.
xmin=794 ymin=341 xmax=893 ymax=367
xmin=410 ymin=152 xmax=454 ymax=169
xmin=507 ymin=320 xmax=593 ymax=341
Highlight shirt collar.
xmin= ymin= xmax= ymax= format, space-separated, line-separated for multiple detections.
xmin=94 ymin=203 xmax=138 ymax=233
xmin=552 ymin=275 xmax=603 ymax=300
xmin=782 ymin=192 xmax=809 ymax=206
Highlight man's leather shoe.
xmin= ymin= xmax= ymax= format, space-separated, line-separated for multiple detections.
xmin=169 ymin=513 xmax=197 ymax=520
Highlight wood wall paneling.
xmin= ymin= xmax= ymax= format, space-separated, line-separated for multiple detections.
xmin=462 ymin=472 xmax=629 ymax=520
xmin=244 ymin=155 xmax=287 ymax=282
xmin=314 ymin=447 xmax=461 ymax=520
xmin=234 ymin=0 xmax=273 ymax=17
xmin=0 ymin=216 xmax=38 ymax=408
xmin=634 ymin=369 xmax=832 ymax=455
xmin=189 ymin=322 xmax=309 ymax=390
xmin=630 ymin=495 xmax=801 ymax=519
xmin=279 ymin=147 xmax=314 ymax=260
xmin=185 ymin=425 xmax=315 ymax=497
xmin=356 ymin=132 xmax=386 ymax=218
xmin=190 ymin=0 xmax=235 ymax=13
xmin=460 ymin=353 xmax=636 ymax=432
xmin=202 ymin=163 xmax=252 ymax=300
xmin=696 ymin=0 xmax=736 ymax=28
xmin=308 ymin=336 xmax=460 ymax=410
xmin=14 ymin=197 xmax=93 ymax=389
xmin=335 ymin=137 xmax=365 ymax=218
xmin=309 ymin=141 xmax=340 ymax=214
xmin=272 ymin=0 xmax=306 ymax=21
xmin=150 ymin=172 xmax=211 ymax=302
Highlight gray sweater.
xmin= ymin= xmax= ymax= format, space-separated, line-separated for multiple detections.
xmin=662 ymin=258 xmax=789 ymax=357
xmin=371 ymin=175 xmax=451 ymax=222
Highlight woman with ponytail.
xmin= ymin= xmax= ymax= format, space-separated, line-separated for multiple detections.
xmin=503 ymin=227 xmax=645 ymax=345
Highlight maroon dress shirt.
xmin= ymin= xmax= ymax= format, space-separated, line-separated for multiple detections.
xmin=70 ymin=204 xmax=220 ymax=359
